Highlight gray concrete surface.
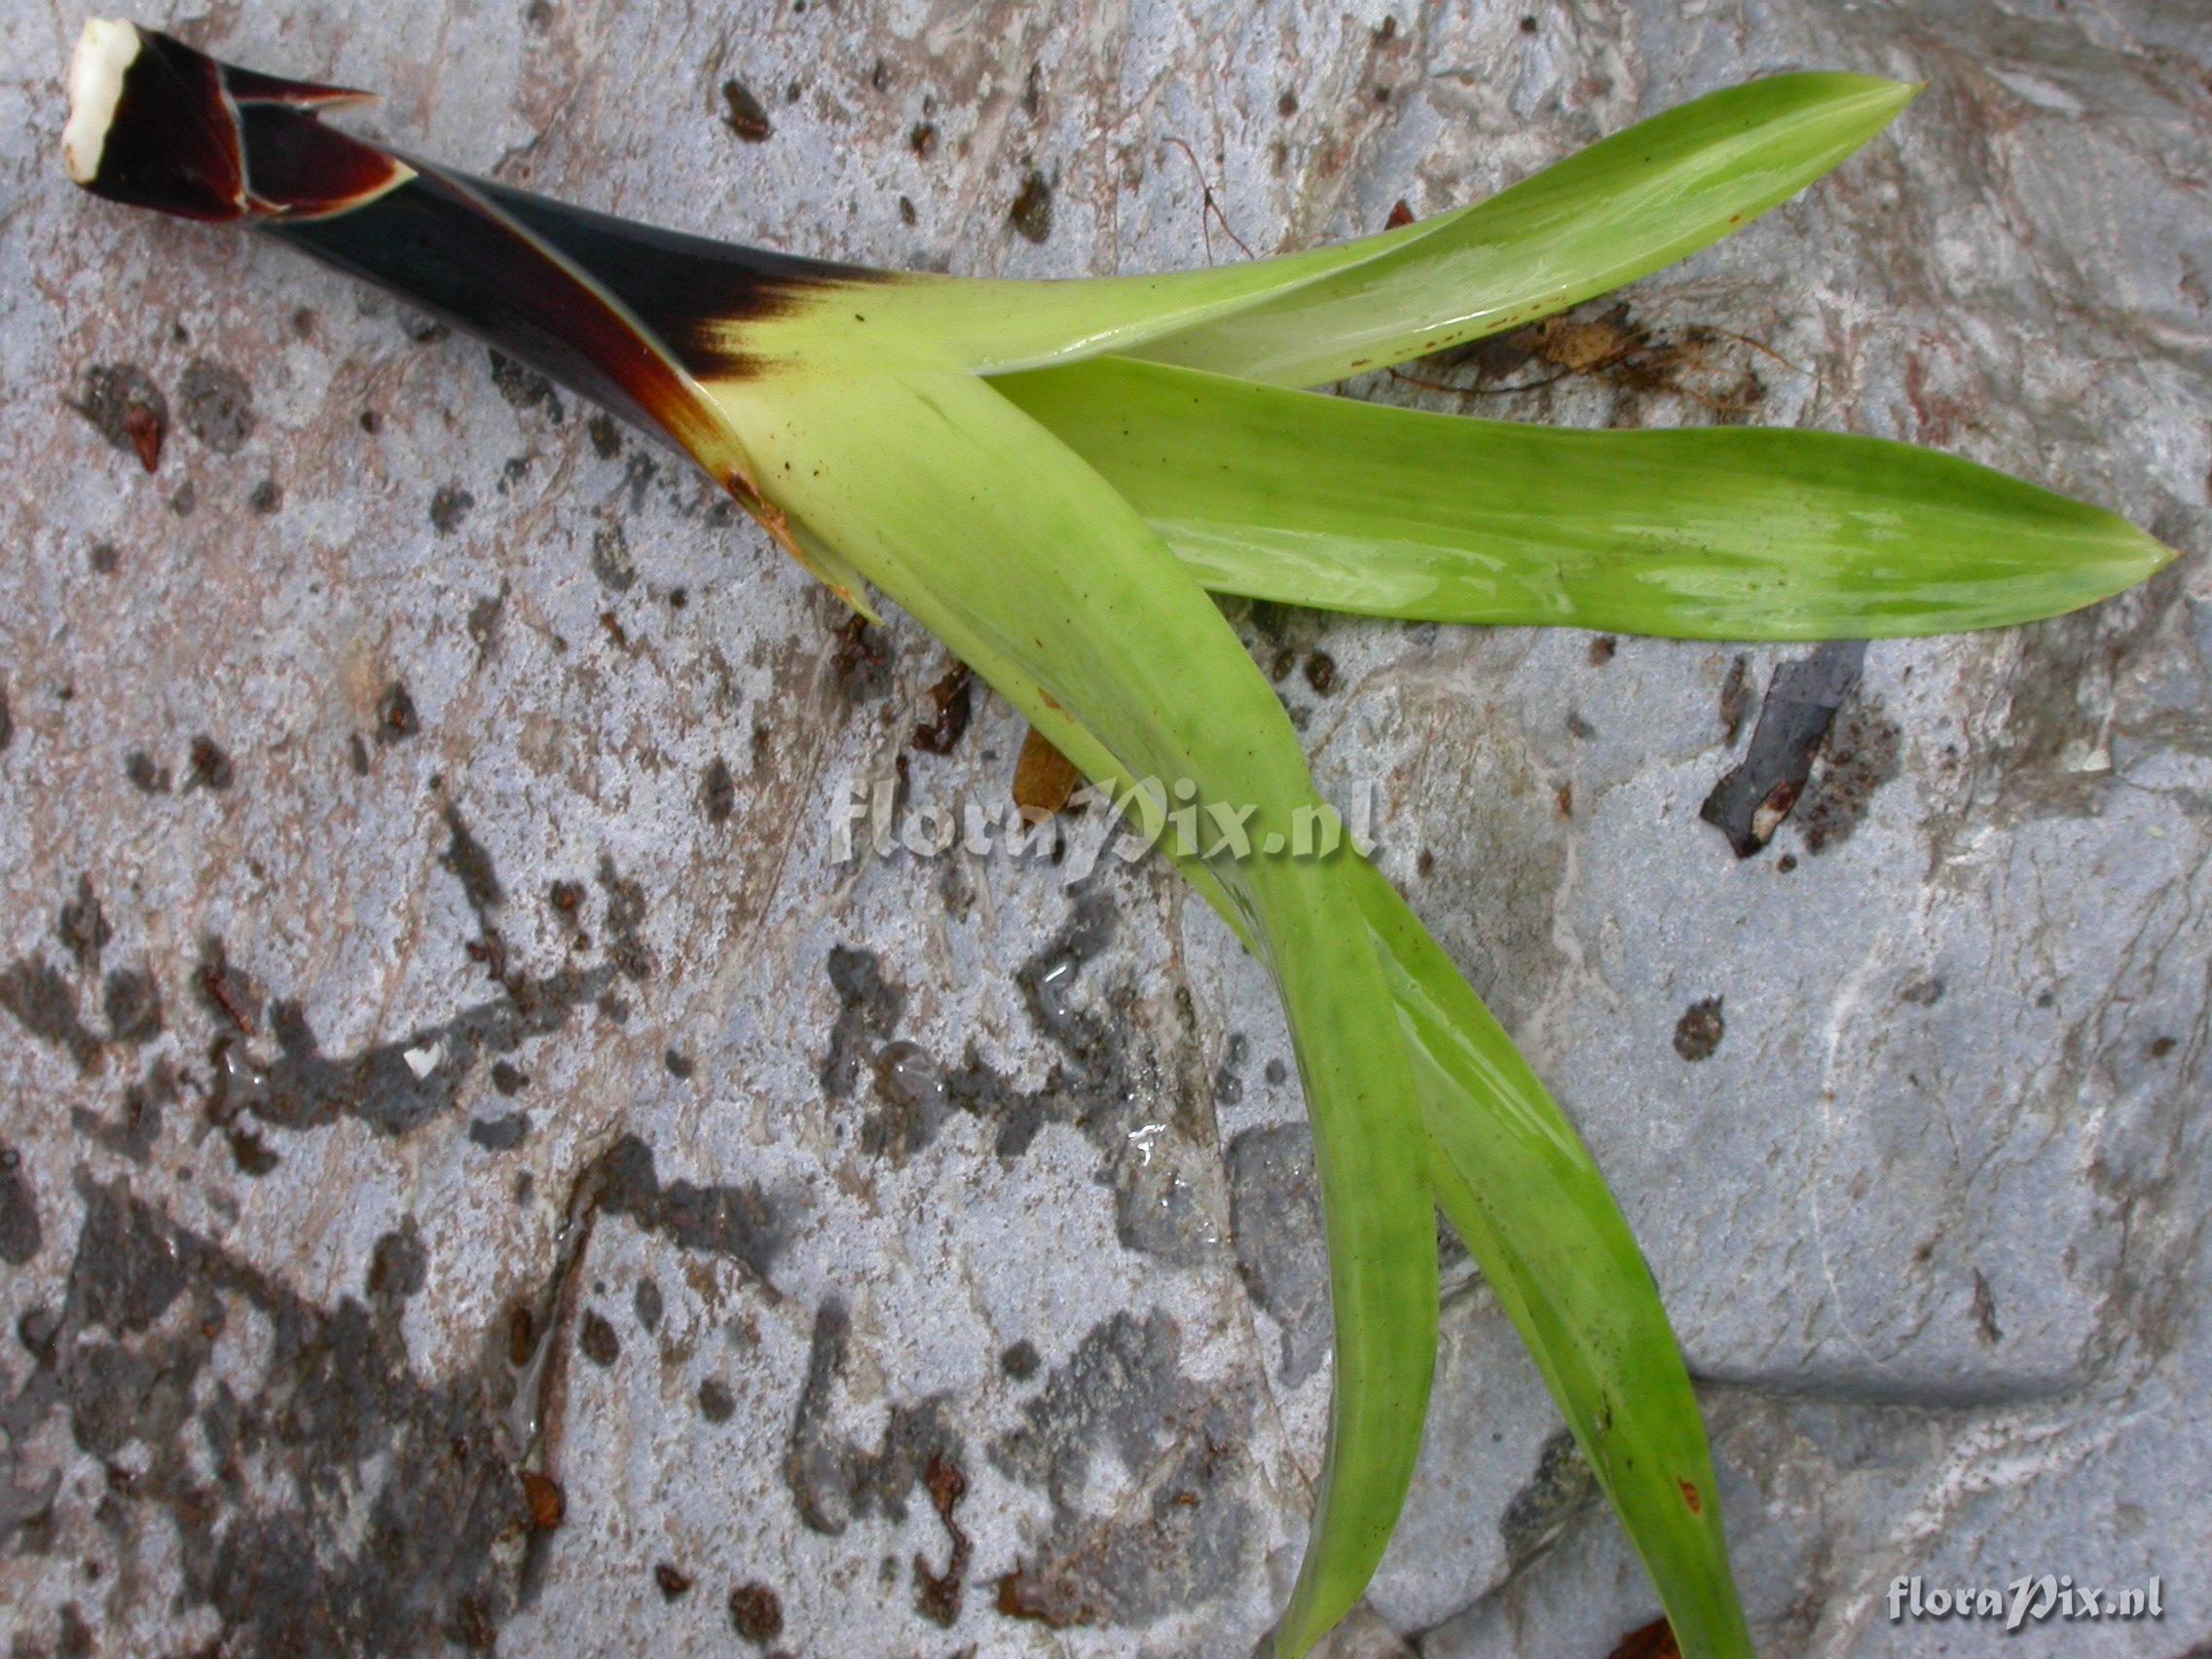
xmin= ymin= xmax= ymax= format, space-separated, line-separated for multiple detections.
xmin=2 ymin=1 xmax=2208 ymax=1655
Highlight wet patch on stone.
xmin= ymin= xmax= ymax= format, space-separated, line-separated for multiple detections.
xmin=1500 ymin=1427 xmax=1597 ymax=1572
xmin=828 ymin=887 xmax=1216 ymax=1261
xmin=990 ymin=1309 xmax=1255 ymax=1629
xmin=0 ymin=1175 xmax=537 ymax=1652
xmin=1796 ymin=696 xmax=1902 ymax=854
xmin=588 ymin=1135 xmax=787 ymax=1282
xmin=820 ymin=946 xmax=904 ymax=1098
xmin=1223 ymin=1124 xmax=1328 ymax=1385
xmin=784 ymin=1297 xmax=959 ymax=1536
xmin=0 ymin=957 xmax=106 ymax=1076
xmin=176 ymin=359 xmax=255 ymax=454
xmin=0 ymin=1144 xmax=40 ymax=1264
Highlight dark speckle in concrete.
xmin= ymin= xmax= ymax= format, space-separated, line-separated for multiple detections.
xmin=1010 ymin=169 xmax=1053 ymax=242
xmin=590 ymin=523 xmax=637 ymax=591
xmin=0 ymin=1144 xmax=41 ymax=1264
xmin=990 ymin=1309 xmax=1255 ymax=1626
xmin=124 ymin=750 xmax=171 ymax=793
xmin=1500 ymin=1427 xmax=1597 ymax=1569
xmin=102 ymin=967 xmax=164 ymax=1046
xmin=430 ymin=482 xmax=476 ymax=534
xmin=376 ymin=682 xmax=419 ymax=744
xmin=728 ymin=1580 xmax=783 ymax=1641
xmin=487 ymin=350 xmax=565 ymax=424
xmin=8 ymin=1175 xmax=538 ymax=1651
xmin=188 ymin=736 xmax=235 ymax=791
xmin=176 ymin=359 xmax=255 ymax=454
xmin=1674 ymin=997 xmax=1725 ymax=1062
xmin=701 ymin=756 xmax=736 ymax=824
xmin=56 ymin=875 xmax=109 ymax=971
xmin=579 ymin=1311 xmax=620 ymax=1367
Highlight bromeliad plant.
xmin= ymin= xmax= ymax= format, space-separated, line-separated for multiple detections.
xmin=62 ymin=20 xmax=2169 ymax=1655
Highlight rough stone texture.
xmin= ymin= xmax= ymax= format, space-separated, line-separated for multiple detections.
xmin=2 ymin=2 xmax=2207 ymax=1656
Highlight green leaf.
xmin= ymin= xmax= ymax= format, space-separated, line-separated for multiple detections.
xmin=761 ymin=74 xmax=1910 ymax=387
xmin=1127 ymin=73 xmax=1917 ymax=387
xmin=1355 ymin=860 xmax=1752 ymax=1658
xmin=718 ymin=365 xmax=1440 ymax=1654
xmin=1001 ymin=355 xmax=2174 ymax=638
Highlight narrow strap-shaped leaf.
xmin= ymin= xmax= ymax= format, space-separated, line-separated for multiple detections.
xmin=992 ymin=667 xmax=1753 ymax=1657
xmin=713 ymin=365 xmax=1439 ymax=1654
xmin=1354 ymin=860 xmax=1751 ymax=1658
xmin=1126 ymin=74 xmax=1916 ymax=387
xmin=1001 ymin=355 xmax=2173 ymax=638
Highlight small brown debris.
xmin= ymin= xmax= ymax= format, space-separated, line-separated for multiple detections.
xmin=653 ymin=1563 xmax=693 ymax=1600
xmin=912 ymin=662 xmax=974 ymax=755
xmin=728 ymin=1581 xmax=783 ymax=1642
xmin=1555 ymin=782 xmax=1573 ymax=819
xmin=1588 ymin=634 xmax=1616 ymax=666
xmin=1385 ymin=199 xmax=1415 ymax=230
xmin=1718 ymin=652 xmax=1751 ymax=743
xmin=375 ymin=682 xmax=418 ymax=742
xmin=187 ymin=735 xmax=234 ymax=791
xmin=506 ymin=1307 xmax=535 ymax=1366
xmin=1673 ymin=997 xmax=1723 ymax=1062
xmin=913 ymin=1451 xmax=971 ymax=1627
xmin=720 ymin=79 xmax=773 ymax=141
xmin=519 ymin=1470 xmax=565 ymax=1530
xmin=701 ymin=756 xmax=736 ymax=824
xmin=1013 ymin=725 xmax=1082 ymax=823
xmin=71 ymin=364 xmax=168 ymax=472
xmin=994 ymin=1567 xmax=1096 ymax=1629
xmin=1302 ymin=650 xmax=1337 ymax=696
xmin=123 ymin=403 xmax=164 ymax=472
xmin=578 ymin=1310 xmax=620 ymax=1366
xmin=908 ymin=121 xmax=937 ymax=158
xmin=1277 ymin=89 xmax=1298 ymax=117
xmin=429 ymin=482 xmax=474 ymax=534
xmin=1010 ymin=169 xmax=1053 ymax=243
xmin=830 ymin=613 xmax=885 ymax=682
xmin=1605 ymin=1616 xmax=1680 ymax=1659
